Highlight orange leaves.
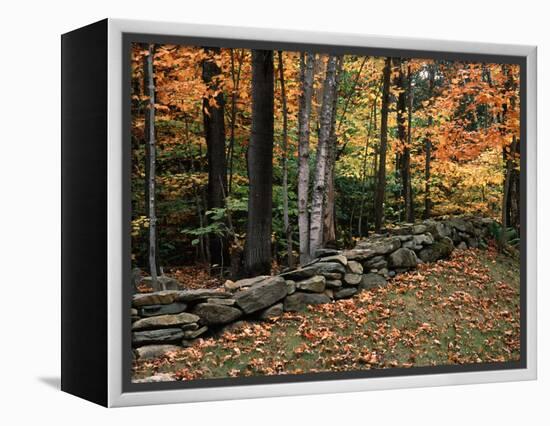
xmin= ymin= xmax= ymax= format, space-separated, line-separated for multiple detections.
xmin=132 ymin=247 xmax=520 ymax=383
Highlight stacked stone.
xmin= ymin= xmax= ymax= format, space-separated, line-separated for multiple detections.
xmin=131 ymin=279 xmax=290 ymax=360
xmin=131 ymin=216 xmax=495 ymax=360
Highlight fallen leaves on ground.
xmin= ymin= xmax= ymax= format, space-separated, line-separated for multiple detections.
xmin=133 ymin=247 xmax=520 ymax=382
xmin=167 ymin=265 xmax=224 ymax=289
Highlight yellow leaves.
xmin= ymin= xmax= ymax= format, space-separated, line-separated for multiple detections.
xmin=131 ymin=216 xmax=149 ymax=236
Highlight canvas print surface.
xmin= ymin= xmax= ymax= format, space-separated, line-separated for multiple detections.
xmin=129 ymin=42 xmax=521 ymax=384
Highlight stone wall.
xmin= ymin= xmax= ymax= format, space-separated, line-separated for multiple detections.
xmin=132 ymin=216 xmax=495 ymax=360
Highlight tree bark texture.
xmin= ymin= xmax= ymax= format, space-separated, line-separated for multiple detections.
xmin=244 ymin=50 xmax=274 ymax=277
xmin=143 ymin=44 xmax=160 ymax=288
xmin=395 ymin=59 xmax=407 ymax=221
xmin=403 ymin=63 xmax=414 ymax=222
xmin=323 ymin=57 xmax=343 ymax=246
xmin=202 ymin=47 xmax=228 ymax=268
xmin=423 ymin=65 xmax=435 ymax=219
xmin=277 ymin=51 xmax=293 ymax=268
xmin=374 ymin=57 xmax=392 ymax=233
xmin=309 ymin=55 xmax=339 ymax=257
xmin=297 ymin=52 xmax=315 ymax=264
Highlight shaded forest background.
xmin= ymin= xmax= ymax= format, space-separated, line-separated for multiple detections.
xmin=130 ymin=44 xmax=520 ymax=281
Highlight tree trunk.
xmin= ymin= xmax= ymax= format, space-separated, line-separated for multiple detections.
xmin=277 ymin=51 xmax=294 ymax=268
xmin=202 ymin=47 xmax=228 ymax=269
xmin=509 ymin=140 xmax=520 ymax=233
xmin=395 ymin=59 xmax=406 ymax=221
xmin=297 ymin=52 xmax=315 ymax=264
xmin=323 ymin=57 xmax=343 ymax=246
xmin=374 ymin=58 xmax=392 ymax=233
xmin=143 ymin=44 xmax=160 ymax=289
xmin=500 ymin=64 xmax=520 ymax=232
xmin=403 ymin=64 xmax=414 ymax=222
xmin=227 ymin=49 xmax=244 ymax=194
xmin=358 ymin=102 xmax=376 ymax=236
xmin=423 ymin=65 xmax=435 ymax=219
xmin=309 ymin=55 xmax=339 ymax=257
xmin=502 ymin=136 xmax=519 ymax=229
xmin=244 ymin=50 xmax=274 ymax=277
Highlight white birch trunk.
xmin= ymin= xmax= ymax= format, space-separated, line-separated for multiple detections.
xmin=297 ymin=52 xmax=315 ymax=264
xmin=309 ymin=55 xmax=338 ymax=258
xmin=145 ymin=45 xmax=160 ymax=289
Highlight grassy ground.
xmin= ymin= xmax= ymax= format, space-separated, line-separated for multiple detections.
xmin=132 ymin=247 xmax=520 ymax=382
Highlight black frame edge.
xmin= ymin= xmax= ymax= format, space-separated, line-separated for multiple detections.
xmin=61 ymin=18 xmax=109 ymax=407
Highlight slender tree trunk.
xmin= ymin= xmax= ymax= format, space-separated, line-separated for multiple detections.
xmin=202 ymin=47 xmax=228 ymax=269
xmin=309 ymin=55 xmax=339 ymax=257
xmin=501 ymin=64 xmax=520 ymax=233
xmin=277 ymin=51 xmax=294 ymax=268
xmin=323 ymin=57 xmax=343 ymax=246
xmin=244 ymin=50 xmax=274 ymax=277
xmin=227 ymin=49 xmax=244 ymax=194
xmin=509 ymin=138 xmax=520 ymax=233
xmin=313 ymin=55 xmax=326 ymax=117
xmin=423 ymin=65 xmax=435 ymax=219
xmin=358 ymin=102 xmax=376 ymax=236
xmin=195 ymin=193 xmax=207 ymax=265
xmin=395 ymin=59 xmax=406 ymax=221
xmin=143 ymin=44 xmax=160 ymax=289
xmin=502 ymin=136 xmax=519 ymax=229
xmin=374 ymin=58 xmax=392 ymax=233
xmin=297 ymin=52 xmax=315 ymax=264
xmin=403 ymin=64 xmax=414 ymax=222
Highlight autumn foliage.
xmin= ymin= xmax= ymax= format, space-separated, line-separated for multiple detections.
xmin=131 ymin=45 xmax=520 ymax=269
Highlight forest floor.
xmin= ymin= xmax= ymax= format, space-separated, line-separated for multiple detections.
xmin=132 ymin=247 xmax=520 ymax=382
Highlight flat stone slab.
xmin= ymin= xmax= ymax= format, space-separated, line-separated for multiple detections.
xmin=176 ymin=289 xmax=231 ymax=303
xmin=344 ymin=273 xmax=362 ymax=285
xmin=341 ymin=248 xmax=376 ymax=261
xmin=355 ymin=236 xmax=401 ymax=255
xmin=281 ymin=262 xmax=346 ymax=280
xmin=139 ymin=302 xmax=188 ymax=318
xmin=132 ymin=290 xmax=181 ymax=308
xmin=318 ymin=254 xmax=348 ymax=266
xmin=346 ymin=260 xmax=363 ymax=274
xmin=258 ymin=303 xmax=284 ymax=320
xmin=418 ymin=236 xmax=454 ymax=263
xmin=192 ymin=303 xmax=242 ymax=325
xmin=413 ymin=233 xmax=434 ymax=245
xmin=182 ymin=325 xmax=208 ymax=339
xmin=295 ymin=275 xmax=326 ymax=293
xmin=224 ymin=275 xmax=270 ymax=292
xmin=334 ymin=287 xmax=358 ymax=300
xmin=283 ymin=292 xmax=331 ymax=312
xmin=388 ymin=248 xmax=418 ymax=269
xmin=359 ymin=273 xmax=387 ymax=289
xmin=181 ymin=323 xmax=199 ymax=331
xmin=363 ymin=255 xmax=387 ymax=270
xmin=206 ymin=297 xmax=236 ymax=306
xmin=134 ymin=344 xmax=182 ymax=360
xmin=132 ymin=328 xmax=185 ymax=347
xmin=132 ymin=312 xmax=200 ymax=330
xmin=325 ymin=279 xmax=343 ymax=288
xmin=412 ymin=224 xmax=429 ymax=235
xmin=314 ymin=248 xmax=341 ymax=258
xmin=234 ymin=276 xmax=287 ymax=314
xmin=322 ymin=272 xmax=344 ymax=280
xmin=285 ymin=280 xmax=296 ymax=295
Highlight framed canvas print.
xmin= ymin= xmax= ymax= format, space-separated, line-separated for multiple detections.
xmin=61 ymin=18 xmax=537 ymax=407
